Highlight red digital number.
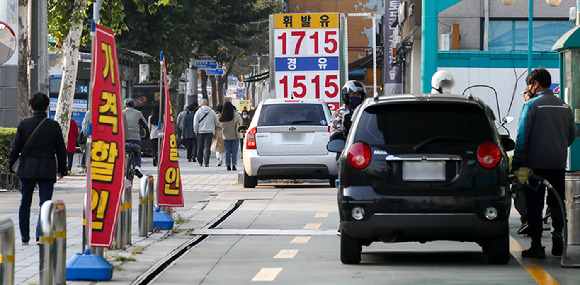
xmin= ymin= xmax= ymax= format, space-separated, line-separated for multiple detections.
xmin=309 ymin=32 xmax=319 ymax=54
xmin=324 ymin=31 xmax=338 ymax=54
xmin=293 ymin=75 xmax=307 ymax=98
xmin=325 ymin=75 xmax=338 ymax=98
xmin=311 ymin=75 xmax=320 ymax=98
xmin=277 ymin=33 xmax=287 ymax=55
xmin=279 ymin=76 xmax=288 ymax=98
xmin=291 ymin=31 xmax=306 ymax=54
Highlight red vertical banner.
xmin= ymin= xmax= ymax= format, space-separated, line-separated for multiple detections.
xmin=89 ymin=24 xmax=125 ymax=247
xmin=158 ymin=56 xmax=184 ymax=207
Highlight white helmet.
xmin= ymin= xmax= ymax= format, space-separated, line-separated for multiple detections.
xmin=431 ymin=70 xmax=455 ymax=94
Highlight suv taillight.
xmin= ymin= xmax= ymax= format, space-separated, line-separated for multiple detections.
xmin=477 ymin=142 xmax=500 ymax=168
xmin=347 ymin=142 xmax=371 ymax=169
xmin=246 ymin=127 xmax=257 ymax=149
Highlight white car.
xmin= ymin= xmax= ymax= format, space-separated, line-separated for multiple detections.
xmin=242 ymin=99 xmax=338 ymax=188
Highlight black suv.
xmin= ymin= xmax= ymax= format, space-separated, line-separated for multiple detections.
xmin=328 ymin=94 xmax=514 ymax=265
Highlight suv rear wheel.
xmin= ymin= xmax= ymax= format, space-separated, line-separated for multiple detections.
xmin=340 ymin=230 xmax=362 ymax=264
xmin=487 ymin=233 xmax=510 ymax=264
xmin=243 ymin=169 xmax=258 ymax=188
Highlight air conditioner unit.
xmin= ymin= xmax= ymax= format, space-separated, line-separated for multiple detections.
xmin=439 ymin=34 xmax=451 ymax=51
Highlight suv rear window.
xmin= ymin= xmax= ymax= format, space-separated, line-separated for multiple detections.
xmin=258 ymin=103 xmax=328 ymax=126
xmin=355 ymin=103 xmax=494 ymax=145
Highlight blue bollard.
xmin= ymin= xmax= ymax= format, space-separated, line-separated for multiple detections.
xmin=66 ymin=249 xmax=113 ymax=281
xmin=153 ymin=208 xmax=174 ymax=230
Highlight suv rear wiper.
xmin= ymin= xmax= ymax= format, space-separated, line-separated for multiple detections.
xmin=289 ymin=120 xmax=317 ymax=125
xmin=413 ymin=136 xmax=470 ymax=152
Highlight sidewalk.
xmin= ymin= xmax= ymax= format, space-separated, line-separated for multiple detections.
xmin=0 ymin=149 xmax=241 ymax=285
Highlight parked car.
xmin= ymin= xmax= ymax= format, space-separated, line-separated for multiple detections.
xmin=242 ymin=99 xmax=337 ymax=188
xmin=328 ymin=94 xmax=514 ymax=264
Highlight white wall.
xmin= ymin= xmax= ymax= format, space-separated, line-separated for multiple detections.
xmin=443 ymin=67 xmax=561 ymax=141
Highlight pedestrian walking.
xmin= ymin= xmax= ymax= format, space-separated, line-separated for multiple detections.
xmin=194 ymin=99 xmax=219 ymax=167
xmin=149 ymin=104 xmax=161 ymax=166
xmin=176 ymin=105 xmax=188 ymax=149
xmin=220 ymin=101 xmax=243 ymax=171
xmin=79 ymin=110 xmax=89 ymax=173
xmin=122 ymin=98 xmax=148 ymax=178
xmin=512 ymin=68 xmax=576 ymax=258
xmin=8 ymin=92 xmax=67 ymax=245
xmin=212 ymin=104 xmax=225 ymax=166
xmin=241 ymin=109 xmax=251 ymax=126
xmin=66 ymin=119 xmax=79 ymax=174
xmin=181 ymin=104 xmax=198 ymax=162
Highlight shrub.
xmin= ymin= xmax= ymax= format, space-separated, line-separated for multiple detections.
xmin=0 ymin=128 xmax=17 ymax=173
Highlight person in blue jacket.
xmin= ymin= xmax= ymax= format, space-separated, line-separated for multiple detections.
xmin=513 ymin=68 xmax=576 ymax=258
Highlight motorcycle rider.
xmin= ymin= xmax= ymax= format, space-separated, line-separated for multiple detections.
xmin=330 ymin=80 xmax=366 ymax=140
xmin=431 ymin=70 xmax=455 ymax=94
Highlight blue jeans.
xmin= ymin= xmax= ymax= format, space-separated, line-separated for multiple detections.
xmin=126 ymin=140 xmax=142 ymax=167
xmin=19 ymin=179 xmax=54 ymax=242
xmin=224 ymin=139 xmax=239 ymax=166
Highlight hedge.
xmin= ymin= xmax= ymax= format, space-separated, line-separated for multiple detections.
xmin=0 ymin=127 xmax=17 ymax=173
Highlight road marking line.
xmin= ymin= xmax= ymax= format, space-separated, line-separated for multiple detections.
xmin=274 ymin=249 xmax=298 ymax=259
xmin=315 ymin=211 xmax=328 ymax=218
xmin=252 ymin=268 xmax=283 ymax=282
xmin=509 ymin=235 xmax=559 ymax=285
xmin=303 ymin=223 xmax=321 ymax=230
xmin=290 ymin=237 xmax=311 ymax=244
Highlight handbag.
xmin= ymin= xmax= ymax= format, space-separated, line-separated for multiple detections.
xmin=12 ymin=118 xmax=47 ymax=172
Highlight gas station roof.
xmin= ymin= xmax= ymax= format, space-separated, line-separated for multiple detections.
xmin=552 ymin=25 xmax=580 ymax=52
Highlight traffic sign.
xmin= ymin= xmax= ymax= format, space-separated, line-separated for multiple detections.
xmin=195 ymin=60 xmax=218 ymax=70
xmin=206 ymin=68 xmax=224 ymax=76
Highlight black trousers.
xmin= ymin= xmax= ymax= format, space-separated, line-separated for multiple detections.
xmin=526 ymin=168 xmax=566 ymax=247
xmin=67 ymin=152 xmax=75 ymax=172
xmin=197 ymin=133 xmax=213 ymax=166
xmin=183 ymin=137 xmax=197 ymax=160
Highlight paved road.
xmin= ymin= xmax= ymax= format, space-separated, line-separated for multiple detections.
xmin=149 ymin=183 xmax=580 ymax=285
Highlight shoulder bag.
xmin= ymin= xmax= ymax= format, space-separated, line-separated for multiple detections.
xmin=12 ymin=118 xmax=47 ymax=172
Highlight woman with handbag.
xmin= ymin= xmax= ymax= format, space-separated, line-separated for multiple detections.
xmin=8 ymin=93 xmax=67 ymax=245
xmin=220 ymin=102 xmax=243 ymax=171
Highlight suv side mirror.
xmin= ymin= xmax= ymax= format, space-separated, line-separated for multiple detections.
xmin=501 ymin=136 xmax=515 ymax=152
xmin=238 ymin=125 xmax=248 ymax=133
xmin=327 ymin=139 xmax=345 ymax=153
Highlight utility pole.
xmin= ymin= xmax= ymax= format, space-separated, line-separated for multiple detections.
xmin=28 ymin=0 xmax=47 ymax=95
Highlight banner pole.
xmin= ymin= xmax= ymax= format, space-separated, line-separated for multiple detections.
xmin=84 ymin=19 xmax=96 ymax=254
xmin=157 ymin=52 xmax=163 ymax=211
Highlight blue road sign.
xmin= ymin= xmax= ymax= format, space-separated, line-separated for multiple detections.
xmin=195 ymin=60 xmax=218 ymax=70
xmin=206 ymin=68 xmax=224 ymax=76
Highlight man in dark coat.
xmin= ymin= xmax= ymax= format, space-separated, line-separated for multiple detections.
xmin=181 ymin=103 xmax=198 ymax=162
xmin=9 ymin=92 xmax=67 ymax=245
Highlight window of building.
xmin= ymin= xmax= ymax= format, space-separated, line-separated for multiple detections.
xmin=488 ymin=20 xmax=573 ymax=51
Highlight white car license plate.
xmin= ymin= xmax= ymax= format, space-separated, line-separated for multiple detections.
xmin=402 ymin=161 xmax=446 ymax=181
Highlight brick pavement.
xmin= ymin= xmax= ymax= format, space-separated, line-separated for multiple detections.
xmin=0 ymin=149 xmax=240 ymax=284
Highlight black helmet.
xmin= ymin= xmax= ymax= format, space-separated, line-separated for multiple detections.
xmin=341 ymin=80 xmax=366 ymax=105
xmin=125 ymin=98 xmax=135 ymax=108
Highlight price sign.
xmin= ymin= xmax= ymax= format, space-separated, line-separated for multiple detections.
xmin=271 ymin=13 xmax=341 ymax=112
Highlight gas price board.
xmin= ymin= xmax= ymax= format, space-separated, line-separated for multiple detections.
xmin=271 ymin=13 xmax=341 ymax=111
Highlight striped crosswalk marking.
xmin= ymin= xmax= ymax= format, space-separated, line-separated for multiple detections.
xmin=252 ymin=268 xmax=283 ymax=282
xmin=303 ymin=223 xmax=321 ymax=230
xmin=315 ymin=211 xmax=328 ymax=218
xmin=290 ymin=237 xmax=311 ymax=244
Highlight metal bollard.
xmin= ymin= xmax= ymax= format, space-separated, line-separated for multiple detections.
xmin=147 ymin=176 xmax=155 ymax=232
xmin=139 ymin=176 xmax=152 ymax=237
xmin=565 ymin=172 xmax=580 ymax=245
xmin=39 ymin=200 xmax=67 ymax=285
xmin=113 ymin=188 xmax=126 ymax=250
xmin=0 ymin=216 xmax=15 ymax=285
xmin=124 ymin=180 xmax=132 ymax=246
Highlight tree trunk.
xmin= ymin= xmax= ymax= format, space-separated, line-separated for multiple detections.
xmin=210 ymin=75 xmax=218 ymax=109
xmin=217 ymin=62 xmax=234 ymax=107
xmin=201 ymin=70 xmax=208 ymax=100
xmin=53 ymin=0 xmax=88 ymax=142
xmin=17 ymin=0 xmax=29 ymax=120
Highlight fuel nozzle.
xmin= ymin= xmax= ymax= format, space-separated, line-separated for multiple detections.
xmin=509 ymin=167 xmax=534 ymax=184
